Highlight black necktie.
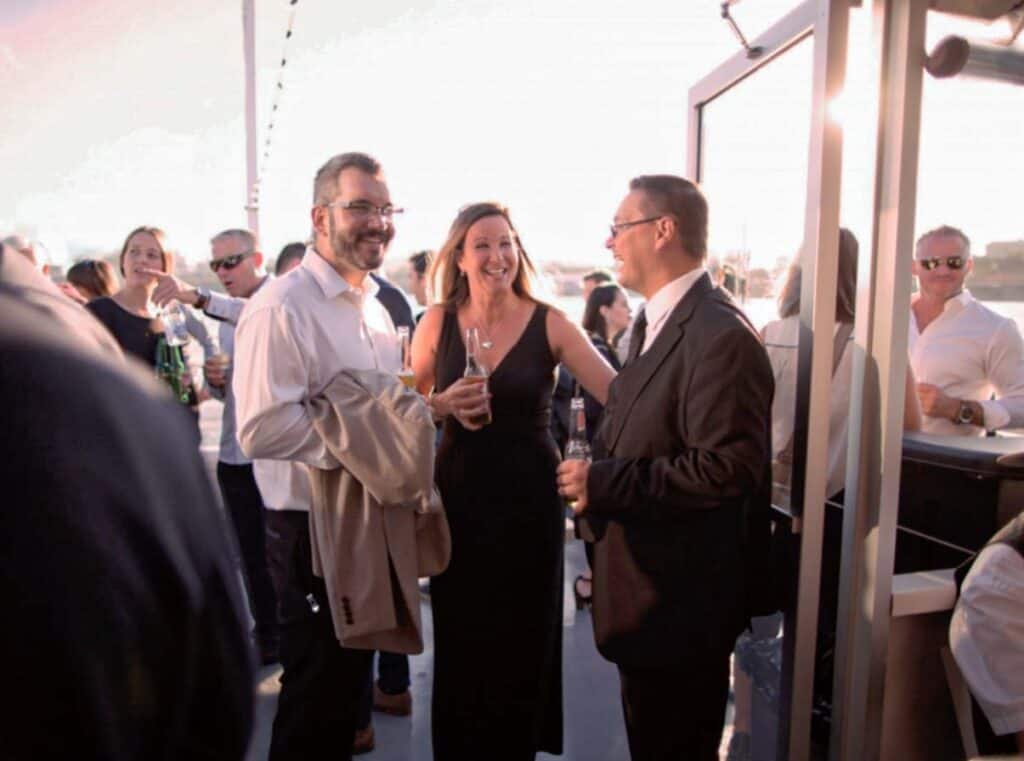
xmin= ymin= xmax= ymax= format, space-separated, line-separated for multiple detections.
xmin=626 ymin=310 xmax=647 ymax=365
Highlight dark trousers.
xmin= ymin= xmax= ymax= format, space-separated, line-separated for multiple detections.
xmin=269 ymin=518 xmax=373 ymax=761
xmin=217 ymin=462 xmax=278 ymax=648
xmin=265 ymin=508 xmax=308 ymax=607
xmin=618 ymin=650 xmax=731 ymax=761
xmin=377 ymin=650 xmax=411 ymax=694
xmin=356 ymin=650 xmax=412 ymax=728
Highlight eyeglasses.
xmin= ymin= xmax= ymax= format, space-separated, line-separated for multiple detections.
xmin=209 ymin=250 xmax=255 ymax=273
xmin=918 ymin=256 xmax=966 ymax=271
xmin=609 ymin=216 xmax=663 ymax=239
xmin=325 ymin=200 xmax=404 ymax=220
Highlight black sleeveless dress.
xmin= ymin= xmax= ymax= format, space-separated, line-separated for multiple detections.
xmin=431 ymin=305 xmax=564 ymax=760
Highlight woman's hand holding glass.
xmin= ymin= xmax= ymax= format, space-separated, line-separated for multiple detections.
xmin=432 ymin=377 xmax=492 ymax=431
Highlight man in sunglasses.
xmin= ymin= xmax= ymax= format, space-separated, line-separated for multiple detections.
xmin=147 ymin=230 xmax=281 ymax=665
xmin=910 ymin=225 xmax=1024 ymax=436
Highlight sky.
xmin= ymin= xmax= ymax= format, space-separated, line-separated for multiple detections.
xmin=1 ymin=0 xmax=1021 ymax=272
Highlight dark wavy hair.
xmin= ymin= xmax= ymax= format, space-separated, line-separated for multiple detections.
xmin=582 ymin=283 xmax=626 ymax=342
xmin=778 ymin=227 xmax=858 ymax=322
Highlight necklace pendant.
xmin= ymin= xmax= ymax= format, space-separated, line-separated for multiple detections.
xmin=480 ymin=339 xmax=494 ymax=350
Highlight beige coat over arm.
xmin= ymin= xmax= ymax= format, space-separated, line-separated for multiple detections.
xmin=305 ymin=367 xmax=450 ymax=654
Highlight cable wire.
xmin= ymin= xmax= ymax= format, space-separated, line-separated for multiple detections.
xmin=254 ymin=0 xmax=300 ymax=206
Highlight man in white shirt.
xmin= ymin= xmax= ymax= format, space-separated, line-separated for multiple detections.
xmin=233 ymin=152 xmax=402 ymax=761
xmin=910 ymin=225 xmax=1024 ymax=436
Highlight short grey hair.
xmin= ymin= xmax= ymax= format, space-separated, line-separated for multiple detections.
xmin=312 ymin=152 xmax=382 ymax=205
xmin=915 ymin=225 xmax=970 ymax=258
xmin=210 ymin=228 xmax=258 ymax=251
xmin=628 ymin=175 xmax=708 ymax=259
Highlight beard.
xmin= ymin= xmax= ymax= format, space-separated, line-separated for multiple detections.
xmin=327 ymin=214 xmax=391 ymax=273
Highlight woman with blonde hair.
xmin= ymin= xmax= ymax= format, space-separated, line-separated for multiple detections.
xmin=87 ymin=226 xmax=199 ymax=421
xmin=411 ymin=202 xmax=615 ymax=760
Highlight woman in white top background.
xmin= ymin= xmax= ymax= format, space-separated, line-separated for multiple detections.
xmin=728 ymin=228 xmax=921 ymax=759
xmin=762 ymin=227 xmax=921 ymax=500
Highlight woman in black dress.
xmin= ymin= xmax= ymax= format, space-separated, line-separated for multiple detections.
xmin=411 ymin=202 xmax=615 ymax=760
xmin=87 ymin=226 xmax=198 ymax=417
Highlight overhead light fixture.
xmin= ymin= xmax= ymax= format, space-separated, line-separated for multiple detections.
xmin=925 ymin=34 xmax=1024 ymax=85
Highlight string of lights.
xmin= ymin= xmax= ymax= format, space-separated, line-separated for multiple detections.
xmin=254 ymin=0 xmax=300 ymax=207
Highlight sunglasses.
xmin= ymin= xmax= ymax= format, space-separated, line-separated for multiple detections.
xmin=918 ymin=255 xmax=966 ymax=271
xmin=209 ymin=251 xmax=255 ymax=273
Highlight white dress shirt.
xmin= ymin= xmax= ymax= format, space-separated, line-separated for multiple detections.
xmin=203 ymin=284 xmax=313 ymax=509
xmin=909 ymin=290 xmax=1024 ymax=436
xmin=639 ymin=267 xmax=707 ymax=355
xmin=203 ymin=288 xmax=254 ymax=465
xmin=253 ymin=458 xmax=313 ymax=512
xmin=234 ymin=248 xmax=400 ymax=471
xmin=949 ymin=543 xmax=1024 ymax=736
xmin=763 ymin=316 xmax=854 ymax=498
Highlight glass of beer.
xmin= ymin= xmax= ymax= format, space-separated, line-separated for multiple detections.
xmin=397 ymin=326 xmax=416 ymax=389
xmin=207 ymin=352 xmax=231 ymax=389
xmin=463 ymin=327 xmax=492 ymax=426
xmin=156 ymin=301 xmax=189 ymax=346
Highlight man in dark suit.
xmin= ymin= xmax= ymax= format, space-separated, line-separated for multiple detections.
xmin=558 ymin=174 xmax=773 ymax=761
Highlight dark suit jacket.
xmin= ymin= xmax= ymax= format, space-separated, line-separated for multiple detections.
xmin=583 ymin=272 xmax=774 ymax=669
xmin=371 ymin=273 xmax=416 ymax=333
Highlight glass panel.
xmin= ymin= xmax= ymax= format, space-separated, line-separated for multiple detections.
xmin=916 ymin=14 xmax=1024 ymax=405
xmin=898 ymin=11 xmax=1024 ymax=571
xmin=888 ymin=11 xmax=1024 ymax=571
xmin=828 ymin=10 xmax=1023 ymax=759
xmin=701 ymin=37 xmax=813 ymax=515
xmin=698 ymin=36 xmax=813 ymax=761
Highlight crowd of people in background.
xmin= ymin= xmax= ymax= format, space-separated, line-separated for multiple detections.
xmin=1 ymin=153 xmax=1021 ymax=761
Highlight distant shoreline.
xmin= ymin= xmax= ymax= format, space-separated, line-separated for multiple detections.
xmin=967 ymin=286 xmax=1024 ymax=302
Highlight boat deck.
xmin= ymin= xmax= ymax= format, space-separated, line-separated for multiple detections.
xmin=245 ymin=539 xmax=737 ymax=760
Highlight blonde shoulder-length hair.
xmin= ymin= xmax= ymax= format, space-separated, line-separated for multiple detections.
xmin=428 ymin=202 xmax=540 ymax=311
xmin=118 ymin=225 xmax=174 ymax=277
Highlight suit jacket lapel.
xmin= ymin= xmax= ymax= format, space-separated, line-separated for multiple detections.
xmin=603 ymin=273 xmax=714 ymax=453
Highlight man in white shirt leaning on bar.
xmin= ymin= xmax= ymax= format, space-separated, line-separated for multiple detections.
xmin=909 ymin=225 xmax=1024 ymax=436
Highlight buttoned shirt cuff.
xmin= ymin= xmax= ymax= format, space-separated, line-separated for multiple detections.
xmin=204 ymin=291 xmax=246 ymax=324
xmin=979 ymin=399 xmax=1010 ymax=431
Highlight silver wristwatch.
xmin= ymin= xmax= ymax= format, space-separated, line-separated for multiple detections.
xmin=956 ymin=401 xmax=975 ymax=425
xmin=194 ymin=287 xmax=211 ymax=311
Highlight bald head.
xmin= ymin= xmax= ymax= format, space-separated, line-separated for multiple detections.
xmin=2 ymin=235 xmax=36 ymax=266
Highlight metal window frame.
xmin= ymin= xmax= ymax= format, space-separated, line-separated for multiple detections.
xmin=689 ymin=1 xmax=938 ymax=759
xmin=687 ymin=1 xmax=851 ymax=758
xmin=829 ymin=1 xmax=927 ymax=759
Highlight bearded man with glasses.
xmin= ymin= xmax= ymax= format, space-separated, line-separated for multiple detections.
xmin=910 ymin=225 xmax=1024 ymax=436
xmin=234 ymin=152 xmax=434 ymax=761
